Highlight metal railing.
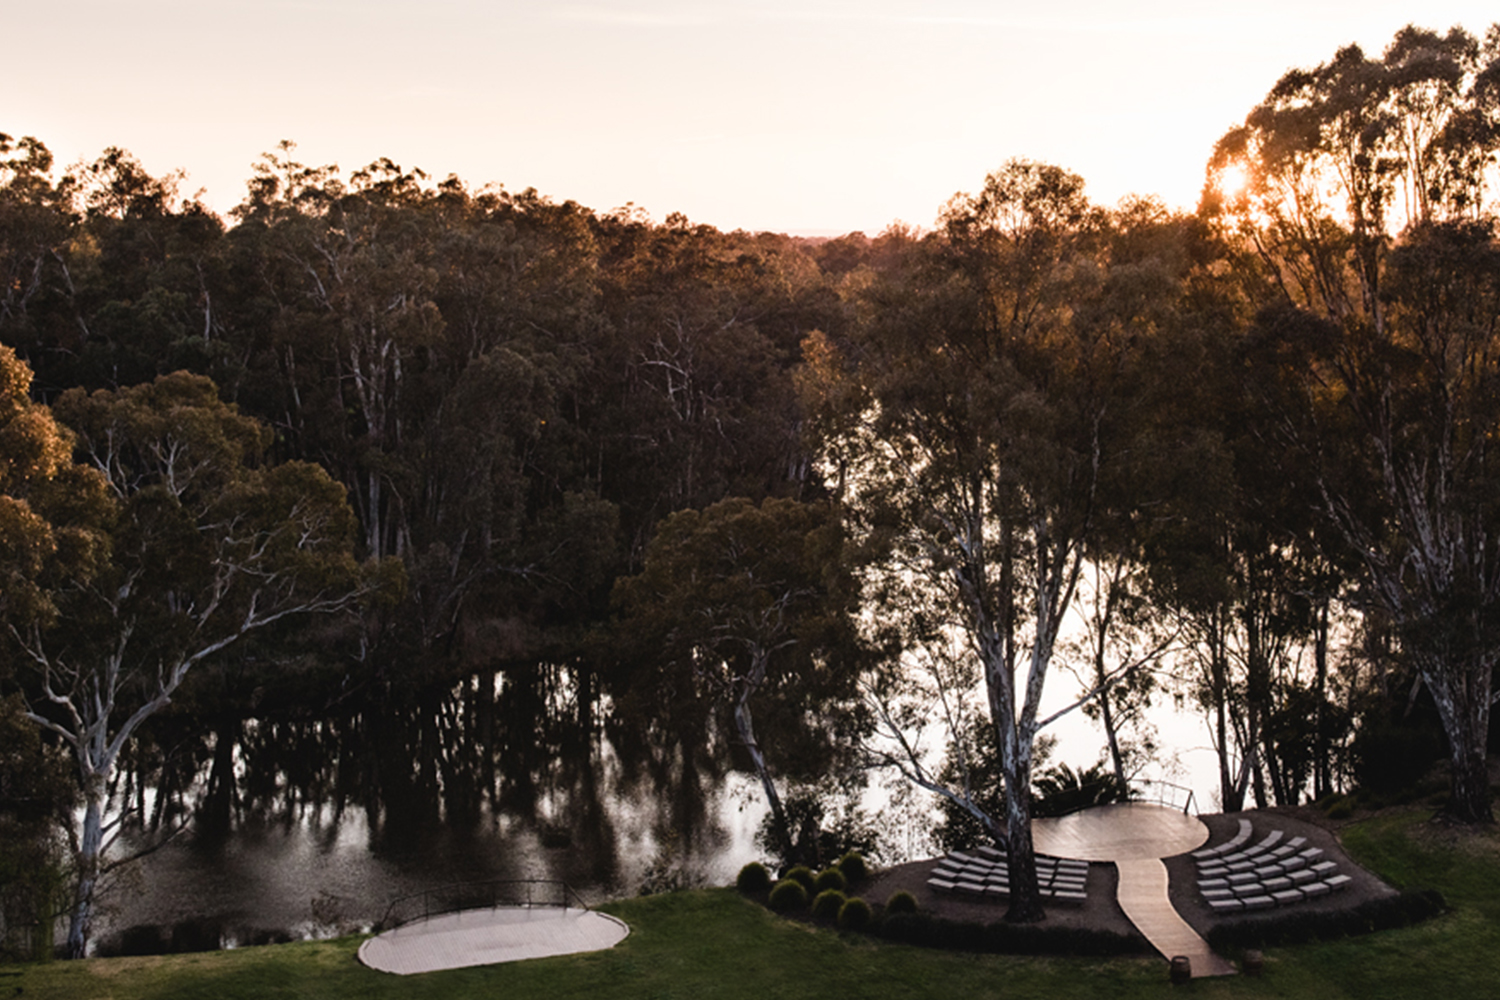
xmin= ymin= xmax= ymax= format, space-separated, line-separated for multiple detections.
xmin=1130 ymin=779 xmax=1198 ymax=815
xmin=377 ymin=879 xmax=590 ymax=931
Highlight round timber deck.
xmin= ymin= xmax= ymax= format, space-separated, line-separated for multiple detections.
xmin=1033 ymin=803 xmax=1235 ymax=978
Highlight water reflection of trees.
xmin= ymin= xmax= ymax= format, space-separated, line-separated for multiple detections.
xmin=114 ymin=659 xmax=735 ymax=894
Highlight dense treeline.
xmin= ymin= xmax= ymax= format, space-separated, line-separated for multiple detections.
xmin=0 ymin=135 xmax=875 ymax=954
xmin=3 ymin=21 xmax=1499 ymax=952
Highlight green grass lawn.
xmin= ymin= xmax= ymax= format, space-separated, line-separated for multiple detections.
xmin=5 ymin=807 xmax=1496 ymax=1000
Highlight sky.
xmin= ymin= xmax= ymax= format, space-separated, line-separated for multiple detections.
xmin=8 ymin=1 xmax=1499 ymax=236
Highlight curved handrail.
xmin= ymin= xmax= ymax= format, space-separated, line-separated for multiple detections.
xmin=1130 ymin=779 xmax=1198 ymax=815
xmin=377 ymin=878 xmax=590 ymax=931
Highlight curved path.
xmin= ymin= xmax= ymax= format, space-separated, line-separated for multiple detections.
xmin=1033 ymin=803 xmax=1235 ymax=978
xmin=358 ymin=905 xmax=629 ymax=975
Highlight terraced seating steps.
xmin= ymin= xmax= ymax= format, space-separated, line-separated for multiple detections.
xmin=1194 ymin=824 xmax=1350 ymax=912
xmin=927 ymin=848 xmax=1090 ymax=905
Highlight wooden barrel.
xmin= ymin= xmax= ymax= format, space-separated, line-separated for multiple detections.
xmin=1243 ymin=949 xmax=1264 ymax=976
xmin=1169 ymin=955 xmax=1192 ymax=984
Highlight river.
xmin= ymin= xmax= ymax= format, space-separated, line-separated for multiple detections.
xmin=95 ymin=664 xmax=1228 ymax=957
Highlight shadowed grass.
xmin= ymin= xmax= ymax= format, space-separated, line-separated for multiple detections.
xmin=5 ymin=806 xmax=1498 ymax=999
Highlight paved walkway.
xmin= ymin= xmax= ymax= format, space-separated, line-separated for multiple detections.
xmin=1033 ymin=803 xmax=1236 ymax=978
xmin=358 ymin=905 xmax=629 ymax=975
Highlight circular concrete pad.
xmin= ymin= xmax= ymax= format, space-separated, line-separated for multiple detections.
xmin=359 ymin=906 xmax=629 ymax=975
xmin=1031 ymin=802 xmax=1210 ymax=862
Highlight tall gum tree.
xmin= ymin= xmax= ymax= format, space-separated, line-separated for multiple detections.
xmin=6 ymin=370 xmax=383 ymax=956
xmin=0 ymin=343 xmax=109 ymax=955
xmin=611 ymin=496 xmax=867 ymax=865
xmin=806 ymin=163 xmax=1183 ymax=920
xmin=1212 ymin=23 xmax=1500 ymax=822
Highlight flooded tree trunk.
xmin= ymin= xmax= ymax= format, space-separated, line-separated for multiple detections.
xmin=476 ymin=668 xmax=497 ymax=808
xmin=732 ymin=651 xmax=795 ymax=865
xmin=200 ymin=716 xmax=241 ymax=833
xmin=575 ymin=660 xmax=595 ymax=738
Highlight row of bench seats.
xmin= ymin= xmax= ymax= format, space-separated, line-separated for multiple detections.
xmin=927 ymin=845 xmax=1090 ymax=905
xmin=1192 ymin=819 xmax=1352 ymax=913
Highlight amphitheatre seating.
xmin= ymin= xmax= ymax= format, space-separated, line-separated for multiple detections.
xmin=927 ymin=845 xmax=1090 ymax=905
xmin=1193 ymin=822 xmax=1352 ymax=913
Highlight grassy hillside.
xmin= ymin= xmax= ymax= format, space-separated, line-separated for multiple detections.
xmin=3 ymin=807 xmax=1493 ymax=1000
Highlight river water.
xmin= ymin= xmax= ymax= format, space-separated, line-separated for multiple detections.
xmin=102 ymin=767 xmax=762 ymax=953
xmin=96 ymin=665 xmax=1226 ymax=956
xmin=92 ymin=667 xmax=775 ymax=956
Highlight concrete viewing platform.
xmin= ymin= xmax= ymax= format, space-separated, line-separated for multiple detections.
xmin=358 ymin=905 xmax=629 ymax=975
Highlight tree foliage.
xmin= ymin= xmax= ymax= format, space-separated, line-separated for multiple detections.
xmin=612 ymin=496 xmax=868 ymax=865
xmin=6 ymin=367 xmax=382 ymax=956
xmin=1215 ymin=24 xmax=1500 ymax=822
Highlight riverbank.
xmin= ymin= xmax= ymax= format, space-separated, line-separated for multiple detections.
xmin=5 ymin=804 xmax=1495 ymax=999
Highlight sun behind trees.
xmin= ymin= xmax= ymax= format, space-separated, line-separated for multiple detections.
xmin=1207 ymin=23 xmax=1500 ymax=823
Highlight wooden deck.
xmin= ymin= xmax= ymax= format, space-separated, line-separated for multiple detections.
xmin=1116 ymin=858 xmax=1236 ymax=976
xmin=1033 ymin=803 xmax=1236 ymax=978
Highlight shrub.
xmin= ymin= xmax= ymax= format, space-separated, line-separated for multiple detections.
xmin=768 ymin=879 xmax=808 ymax=913
xmin=812 ymin=888 xmax=848 ymax=921
xmin=1325 ymin=797 xmax=1355 ymax=820
xmin=736 ymin=862 xmax=772 ymax=894
xmin=1031 ymin=761 xmax=1130 ymax=818
xmin=885 ymin=890 xmax=918 ymax=915
xmin=839 ymin=896 xmax=873 ymax=931
xmin=1204 ymin=889 xmax=1448 ymax=950
xmin=814 ymin=867 xmax=848 ymax=893
xmin=756 ymin=788 xmax=885 ymax=871
xmin=872 ymin=912 xmax=1143 ymax=957
xmin=784 ymin=865 xmax=816 ymax=891
xmin=837 ymin=851 xmax=869 ymax=883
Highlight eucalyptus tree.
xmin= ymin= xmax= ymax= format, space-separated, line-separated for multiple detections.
xmin=232 ymin=151 xmax=447 ymax=562
xmin=0 ymin=136 xmax=75 ymax=381
xmin=5 ymin=370 xmax=382 ymax=957
xmin=611 ymin=496 xmax=867 ymax=865
xmin=807 ymin=163 xmax=1185 ymax=920
xmin=0 ymin=140 xmax=235 ymax=396
xmin=1156 ymin=512 xmax=1330 ymax=810
xmin=1062 ymin=555 xmax=1170 ymax=793
xmin=0 ymin=693 xmax=73 ymax=960
xmin=591 ymin=213 xmax=815 ymax=560
xmin=1211 ymin=23 xmax=1500 ymax=821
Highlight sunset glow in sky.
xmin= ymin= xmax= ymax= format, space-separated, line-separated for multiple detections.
xmin=10 ymin=1 xmax=1498 ymax=234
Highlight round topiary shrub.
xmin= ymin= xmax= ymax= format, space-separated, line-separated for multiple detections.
xmin=784 ymin=865 xmax=816 ymax=891
xmin=736 ymin=861 xmax=772 ymax=894
xmin=814 ymin=867 xmax=848 ymax=893
xmin=812 ymin=888 xmax=848 ymax=921
xmin=768 ymin=879 xmax=809 ymax=913
xmin=885 ymin=889 xmax=918 ymax=915
xmin=837 ymin=851 xmax=869 ymax=883
xmin=838 ymin=896 xmax=873 ymax=931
